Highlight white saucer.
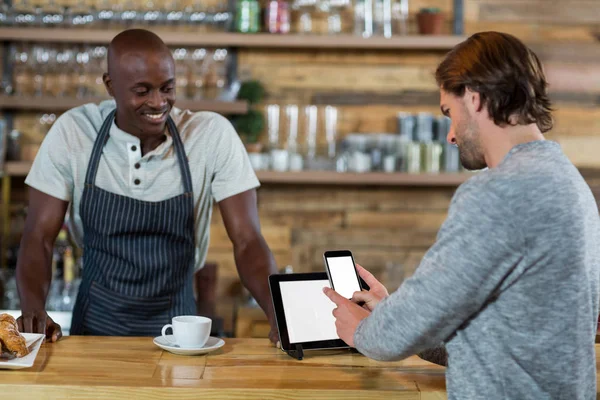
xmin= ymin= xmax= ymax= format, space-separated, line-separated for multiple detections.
xmin=153 ymin=335 xmax=225 ymax=356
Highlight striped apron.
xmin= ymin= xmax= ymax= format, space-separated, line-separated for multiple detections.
xmin=70 ymin=110 xmax=196 ymax=336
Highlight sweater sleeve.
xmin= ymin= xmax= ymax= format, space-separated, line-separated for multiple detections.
xmin=354 ymin=178 xmax=523 ymax=361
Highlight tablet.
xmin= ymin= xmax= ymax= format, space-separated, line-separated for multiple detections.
xmin=269 ymin=272 xmax=349 ymax=352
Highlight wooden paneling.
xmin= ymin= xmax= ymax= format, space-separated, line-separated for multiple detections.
xmin=346 ymin=210 xmax=448 ymax=230
xmin=476 ymin=0 xmax=600 ymax=25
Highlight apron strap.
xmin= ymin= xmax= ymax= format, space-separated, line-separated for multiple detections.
xmin=83 ymin=109 xmax=193 ymax=195
xmin=84 ymin=109 xmax=116 ymax=186
xmin=167 ymin=116 xmax=194 ymax=195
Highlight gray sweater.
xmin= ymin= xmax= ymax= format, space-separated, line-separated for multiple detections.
xmin=354 ymin=140 xmax=600 ymax=399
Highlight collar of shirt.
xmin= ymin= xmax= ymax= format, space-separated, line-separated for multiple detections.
xmin=108 ymin=120 xmax=174 ymax=160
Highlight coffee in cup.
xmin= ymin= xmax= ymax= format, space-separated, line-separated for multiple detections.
xmin=161 ymin=316 xmax=211 ymax=348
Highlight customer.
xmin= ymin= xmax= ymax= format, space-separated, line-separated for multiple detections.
xmin=324 ymin=31 xmax=600 ymax=399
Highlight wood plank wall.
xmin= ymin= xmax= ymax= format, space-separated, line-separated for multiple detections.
xmin=4 ymin=0 xmax=600 ymax=335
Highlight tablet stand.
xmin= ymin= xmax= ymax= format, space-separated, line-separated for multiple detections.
xmin=286 ymin=344 xmax=304 ymax=360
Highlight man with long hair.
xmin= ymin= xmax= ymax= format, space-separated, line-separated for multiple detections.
xmin=325 ymin=32 xmax=600 ymax=399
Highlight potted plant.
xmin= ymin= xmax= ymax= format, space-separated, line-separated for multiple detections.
xmin=417 ymin=7 xmax=445 ymax=35
xmin=231 ymin=80 xmax=266 ymax=153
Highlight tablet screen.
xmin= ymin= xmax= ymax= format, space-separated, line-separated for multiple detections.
xmin=279 ymin=280 xmax=339 ymax=344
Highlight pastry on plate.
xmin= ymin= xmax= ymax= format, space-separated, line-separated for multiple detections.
xmin=0 ymin=313 xmax=28 ymax=358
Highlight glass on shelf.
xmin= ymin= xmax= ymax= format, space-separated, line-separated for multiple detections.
xmin=93 ymin=0 xmax=116 ymax=28
xmin=266 ymin=104 xmax=281 ymax=150
xmin=89 ymin=45 xmax=107 ymax=96
xmin=325 ymin=0 xmax=350 ymax=34
xmin=0 ymin=2 xmax=10 ymax=26
xmin=12 ymin=43 xmax=33 ymax=96
xmin=38 ymin=0 xmax=65 ymax=28
xmin=203 ymin=48 xmax=228 ymax=100
xmin=354 ymin=0 xmax=374 ymax=38
xmin=31 ymin=45 xmax=50 ymax=97
xmin=324 ymin=105 xmax=337 ymax=159
xmin=284 ymin=104 xmax=302 ymax=171
xmin=164 ymin=0 xmax=185 ymax=28
xmin=173 ymin=47 xmax=190 ymax=99
xmin=304 ymin=105 xmax=318 ymax=159
xmin=140 ymin=0 xmax=163 ymax=25
xmin=184 ymin=1 xmax=207 ymax=32
xmin=373 ymin=0 xmax=392 ymax=38
xmin=115 ymin=0 xmax=139 ymax=27
xmin=66 ymin=0 xmax=95 ymax=28
xmin=10 ymin=0 xmax=38 ymax=27
xmin=292 ymin=0 xmax=316 ymax=34
xmin=74 ymin=45 xmax=91 ymax=98
xmin=392 ymin=0 xmax=408 ymax=35
xmin=189 ymin=48 xmax=208 ymax=100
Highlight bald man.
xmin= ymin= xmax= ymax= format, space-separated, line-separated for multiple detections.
xmin=16 ymin=29 xmax=279 ymax=343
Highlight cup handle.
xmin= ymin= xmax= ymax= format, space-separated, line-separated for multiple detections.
xmin=161 ymin=324 xmax=175 ymax=344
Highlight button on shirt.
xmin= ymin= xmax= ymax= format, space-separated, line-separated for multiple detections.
xmin=25 ymin=100 xmax=260 ymax=270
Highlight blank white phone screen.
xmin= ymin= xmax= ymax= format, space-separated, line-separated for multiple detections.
xmin=327 ymin=256 xmax=361 ymax=299
xmin=279 ymin=280 xmax=339 ymax=344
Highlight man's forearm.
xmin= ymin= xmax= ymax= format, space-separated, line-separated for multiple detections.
xmin=16 ymin=232 xmax=53 ymax=311
xmin=234 ymin=236 xmax=278 ymax=322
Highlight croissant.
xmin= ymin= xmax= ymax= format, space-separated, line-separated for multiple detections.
xmin=0 ymin=314 xmax=28 ymax=358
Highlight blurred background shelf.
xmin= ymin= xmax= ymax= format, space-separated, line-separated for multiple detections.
xmin=2 ymin=161 xmax=471 ymax=186
xmin=0 ymin=95 xmax=248 ymax=114
xmin=256 ymin=170 xmax=471 ymax=186
xmin=0 ymin=28 xmax=465 ymax=50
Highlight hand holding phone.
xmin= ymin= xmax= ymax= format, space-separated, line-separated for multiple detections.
xmin=323 ymin=250 xmax=362 ymax=299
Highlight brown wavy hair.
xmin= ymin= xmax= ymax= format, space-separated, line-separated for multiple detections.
xmin=435 ymin=31 xmax=553 ymax=133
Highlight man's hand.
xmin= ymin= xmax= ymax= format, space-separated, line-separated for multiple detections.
xmin=323 ymin=287 xmax=370 ymax=347
xmin=351 ymin=264 xmax=389 ymax=311
xmin=269 ymin=324 xmax=279 ymax=346
xmin=17 ymin=311 xmax=62 ymax=342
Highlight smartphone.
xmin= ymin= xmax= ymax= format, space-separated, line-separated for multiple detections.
xmin=323 ymin=250 xmax=363 ymax=299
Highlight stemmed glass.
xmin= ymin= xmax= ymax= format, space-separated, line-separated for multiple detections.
xmin=39 ymin=0 xmax=65 ymax=28
xmin=190 ymin=48 xmax=207 ymax=100
xmin=173 ymin=47 xmax=190 ymax=99
xmin=67 ymin=0 xmax=95 ymax=28
xmin=12 ymin=43 xmax=32 ymax=96
xmin=74 ymin=46 xmax=91 ymax=98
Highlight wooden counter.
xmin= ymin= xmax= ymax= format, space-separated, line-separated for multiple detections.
xmin=0 ymin=336 xmax=446 ymax=399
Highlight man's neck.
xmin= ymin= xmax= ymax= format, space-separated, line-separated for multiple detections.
xmin=483 ymin=123 xmax=545 ymax=168
xmin=114 ymin=114 xmax=168 ymax=156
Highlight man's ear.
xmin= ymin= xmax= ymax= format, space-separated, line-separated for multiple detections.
xmin=464 ymin=88 xmax=483 ymax=113
xmin=103 ymin=73 xmax=114 ymax=97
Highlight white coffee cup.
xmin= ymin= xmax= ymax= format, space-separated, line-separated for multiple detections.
xmin=161 ymin=316 xmax=211 ymax=348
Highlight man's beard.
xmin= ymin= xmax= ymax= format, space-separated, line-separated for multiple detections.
xmin=456 ymin=119 xmax=487 ymax=171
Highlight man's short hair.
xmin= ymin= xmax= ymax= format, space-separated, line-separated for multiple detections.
xmin=435 ymin=31 xmax=553 ymax=133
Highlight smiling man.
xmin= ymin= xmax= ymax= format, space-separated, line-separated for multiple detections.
xmin=325 ymin=32 xmax=600 ymax=399
xmin=16 ymin=29 xmax=279 ymax=342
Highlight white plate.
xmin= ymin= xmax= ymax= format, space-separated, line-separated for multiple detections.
xmin=153 ymin=335 xmax=225 ymax=356
xmin=0 ymin=333 xmax=45 ymax=370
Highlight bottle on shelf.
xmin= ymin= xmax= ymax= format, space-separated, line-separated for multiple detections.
xmin=235 ymin=0 xmax=260 ymax=33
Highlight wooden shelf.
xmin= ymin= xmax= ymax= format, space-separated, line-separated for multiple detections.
xmin=0 ymin=95 xmax=248 ymax=114
xmin=0 ymin=27 xmax=465 ymax=50
xmin=2 ymin=161 xmax=472 ymax=186
xmin=255 ymin=170 xmax=472 ymax=186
